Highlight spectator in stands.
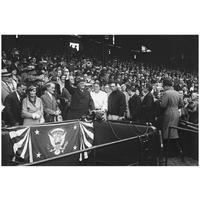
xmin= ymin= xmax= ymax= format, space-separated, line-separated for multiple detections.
xmin=121 ymin=84 xmax=130 ymax=118
xmin=90 ymin=82 xmax=108 ymax=120
xmin=103 ymin=84 xmax=111 ymax=97
xmin=10 ymin=65 xmax=22 ymax=90
xmin=65 ymin=75 xmax=95 ymax=120
xmin=179 ymin=95 xmax=189 ymax=121
xmin=3 ymin=82 xmax=27 ymax=126
xmin=187 ymin=92 xmax=198 ymax=124
xmin=140 ymin=83 xmax=155 ymax=124
xmin=58 ymin=75 xmax=71 ymax=120
xmin=2 ymin=69 xmax=14 ymax=104
xmin=41 ymin=82 xmax=62 ymax=122
xmin=107 ymin=81 xmax=126 ymax=120
xmin=127 ymin=85 xmax=141 ymax=122
xmin=22 ymin=85 xmax=44 ymax=125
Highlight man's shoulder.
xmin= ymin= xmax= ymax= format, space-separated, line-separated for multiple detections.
xmin=40 ymin=92 xmax=48 ymax=99
xmin=6 ymin=91 xmax=16 ymax=98
xmin=165 ymin=89 xmax=178 ymax=95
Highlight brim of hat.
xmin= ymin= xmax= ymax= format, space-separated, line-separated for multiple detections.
xmin=77 ymin=81 xmax=85 ymax=84
xmin=2 ymin=73 xmax=11 ymax=77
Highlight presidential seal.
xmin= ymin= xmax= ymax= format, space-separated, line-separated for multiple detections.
xmin=48 ymin=128 xmax=68 ymax=155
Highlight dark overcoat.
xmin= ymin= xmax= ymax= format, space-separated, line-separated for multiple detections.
xmin=65 ymin=80 xmax=94 ymax=120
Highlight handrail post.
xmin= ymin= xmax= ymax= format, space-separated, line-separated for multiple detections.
xmin=165 ymin=126 xmax=172 ymax=166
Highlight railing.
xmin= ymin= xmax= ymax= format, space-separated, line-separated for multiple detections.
xmin=165 ymin=124 xmax=198 ymax=166
xmin=22 ymin=133 xmax=157 ymax=166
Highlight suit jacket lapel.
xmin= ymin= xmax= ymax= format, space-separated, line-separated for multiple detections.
xmin=2 ymin=82 xmax=11 ymax=93
xmin=45 ymin=93 xmax=53 ymax=105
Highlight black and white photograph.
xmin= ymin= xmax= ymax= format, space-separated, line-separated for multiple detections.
xmin=1 ymin=34 xmax=198 ymax=167
xmin=0 ymin=1 xmax=199 ymax=200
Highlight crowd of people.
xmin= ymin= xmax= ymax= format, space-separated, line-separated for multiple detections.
xmin=1 ymin=45 xmax=199 ymax=155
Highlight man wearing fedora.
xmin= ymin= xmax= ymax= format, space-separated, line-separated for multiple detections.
xmin=161 ymin=77 xmax=184 ymax=156
xmin=1 ymin=69 xmax=14 ymax=105
xmin=65 ymin=75 xmax=95 ymax=120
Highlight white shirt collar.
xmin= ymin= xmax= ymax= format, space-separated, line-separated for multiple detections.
xmin=46 ymin=91 xmax=53 ymax=99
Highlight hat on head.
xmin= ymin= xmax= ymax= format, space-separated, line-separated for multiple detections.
xmin=28 ymin=85 xmax=37 ymax=91
xmin=2 ymin=69 xmax=11 ymax=77
xmin=163 ymin=77 xmax=173 ymax=86
xmin=10 ymin=65 xmax=18 ymax=73
xmin=76 ymin=77 xmax=85 ymax=85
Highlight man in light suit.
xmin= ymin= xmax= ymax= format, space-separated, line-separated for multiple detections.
xmin=2 ymin=69 xmax=14 ymax=105
xmin=3 ymin=82 xmax=27 ymax=126
xmin=40 ymin=82 xmax=61 ymax=122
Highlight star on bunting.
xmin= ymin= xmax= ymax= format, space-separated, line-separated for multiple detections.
xmin=35 ymin=129 xmax=40 ymax=135
xmin=73 ymin=145 xmax=77 ymax=150
xmin=74 ymin=125 xmax=77 ymax=129
xmin=36 ymin=152 xmax=41 ymax=158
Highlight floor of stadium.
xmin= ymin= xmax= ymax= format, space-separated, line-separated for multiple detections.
xmin=168 ymin=157 xmax=198 ymax=166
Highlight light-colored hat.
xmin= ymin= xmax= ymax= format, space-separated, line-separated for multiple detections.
xmin=2 ymin=69 xmax=11 ymax=77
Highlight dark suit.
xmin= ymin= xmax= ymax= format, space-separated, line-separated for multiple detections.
xmin=65 ymin=80 xmax=95 ymax=120
xmin=3 ymin=91 xmax=23 ymax=126
xmin=140 ymin=92 xmax=155 ymax=124
xmin=2 ymin=81 xmax=13 ymax=105
xmin=40 ymin=92 xmax=60 ymax=122
xmin=128 ymin=93 xmax=141 ymax=122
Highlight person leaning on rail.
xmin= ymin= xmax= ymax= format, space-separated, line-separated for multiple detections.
xmin=160 ymin=77 xmax=184 ymax=156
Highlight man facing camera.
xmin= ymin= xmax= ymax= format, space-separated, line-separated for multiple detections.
xmin=107 ymin=81 xmax=126 ymax=120
xmin=41 ymin=82 xmax=61 ymax=122
xmin=65 ymin=75 xmax=95 ymax=120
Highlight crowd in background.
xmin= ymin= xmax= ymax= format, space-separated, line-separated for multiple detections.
xmin=2 ymin=45 xmax=199 ymax=131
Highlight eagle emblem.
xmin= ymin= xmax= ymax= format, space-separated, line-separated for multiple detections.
xmin=48 ymin=128 xmax=68 ymax=155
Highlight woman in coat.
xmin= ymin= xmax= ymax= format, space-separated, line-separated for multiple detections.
xmin=22 ymin=85 xmax=44 ymax=125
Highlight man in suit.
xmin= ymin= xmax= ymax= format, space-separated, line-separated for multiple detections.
xmin=140 ymin=83 xmax=155 ymax=124
xmin=107 ymin=81 xmax=126 ymax=120
xmin=3 ymin=82 xmax=27 ymax=126
xmin=127 ymin=85 xmax=141 ymax=122
xmin=2 ymin=69 xmax=14 ymax=105
xmin=65 ymin=76 xmax=95 ymax=120
xmin=40 ymin=82 xmax=61 ymax=122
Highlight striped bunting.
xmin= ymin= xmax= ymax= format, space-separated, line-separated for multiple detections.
xmin=8 ymin=127 xmax=31 ymax=160
xmin=79 ymin=121 xmax=94 ymax=161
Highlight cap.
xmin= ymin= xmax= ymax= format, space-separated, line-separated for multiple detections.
xmin=76 ymin=77 xmax=85 ymax=84
xmin=28 ymin=85 xmax=37 ymax=91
